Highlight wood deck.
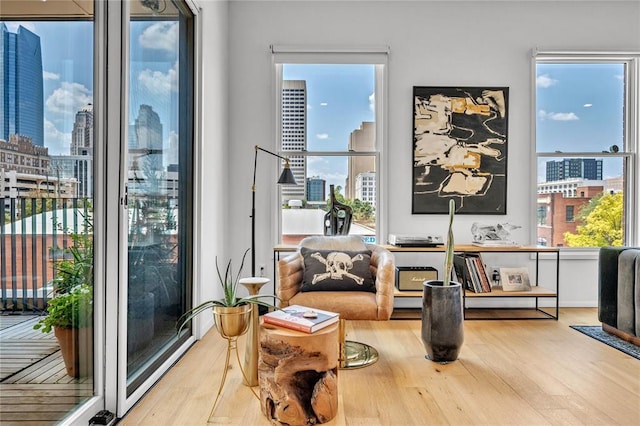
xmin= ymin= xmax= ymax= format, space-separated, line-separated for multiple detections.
xmin=0 ymin=315 xmax=93 ymax=425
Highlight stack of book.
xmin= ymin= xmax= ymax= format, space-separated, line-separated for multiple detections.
xmin=263 ymin=305 xmax=339 ymax=333
xmin=453 ymin=252 xmax=492 ymax=293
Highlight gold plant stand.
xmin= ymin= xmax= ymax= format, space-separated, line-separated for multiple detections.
xmin=208 ymin=305 xmax=259 ymax=422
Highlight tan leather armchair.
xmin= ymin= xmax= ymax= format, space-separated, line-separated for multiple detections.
xmin=278 ymin=235 xmax=395 ymax=368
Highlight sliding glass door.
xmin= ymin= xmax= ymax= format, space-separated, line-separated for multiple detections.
xmin=123 ymin=0 xmax=194 ymax=400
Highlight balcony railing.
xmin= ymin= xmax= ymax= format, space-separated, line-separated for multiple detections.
xmin=0 ymin=197 xmax=91 ymax=312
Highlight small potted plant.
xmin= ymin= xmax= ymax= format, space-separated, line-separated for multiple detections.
xmin=34 ymin=215 xmax=93 ymax=377
xmin=177 ymin=248 xmax=276 ymax=338
xmin=421 ymin=199 xmax=464 ymax=363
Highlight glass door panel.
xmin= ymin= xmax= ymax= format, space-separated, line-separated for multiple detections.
xmin=125 ymin=0 xmax=193 ymax=395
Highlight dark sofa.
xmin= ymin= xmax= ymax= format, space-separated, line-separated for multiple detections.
xmin=598 ymin=247 xmax=640 ymax=343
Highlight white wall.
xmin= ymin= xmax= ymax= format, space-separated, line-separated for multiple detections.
xmin=197 ymin=0 xmax=230 ymax=334
xmin=225 ymin=1 xmax=640 ymax=308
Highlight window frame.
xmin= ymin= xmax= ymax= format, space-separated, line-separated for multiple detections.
xmin=532 ymin=51 xmax=640 ymax=250
xmin=271 ymin=46 xmax=389 ymax=244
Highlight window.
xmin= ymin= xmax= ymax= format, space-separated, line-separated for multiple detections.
xmin=566 ymin=205 xmax=574 ymax=222
xmin=273 ymin=47 xmax=388 ymax=244
xmin=535 ymin=54 xmax=638 ymax=248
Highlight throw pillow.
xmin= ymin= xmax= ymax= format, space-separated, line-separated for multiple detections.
xmin=300 ymin=247 xmax=375 ymax=293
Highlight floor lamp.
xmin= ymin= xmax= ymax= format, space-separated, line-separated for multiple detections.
xmin=251 ymin=145 xmax=297 ymax=277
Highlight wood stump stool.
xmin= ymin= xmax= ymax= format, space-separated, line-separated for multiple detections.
xmin=259 ymin=321 xmax=338 ymax=425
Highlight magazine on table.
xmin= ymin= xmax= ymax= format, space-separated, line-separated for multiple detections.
xmin=263 ymin=305 xmax=339 ymax=333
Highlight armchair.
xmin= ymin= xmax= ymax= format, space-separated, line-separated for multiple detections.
xmin=278 ymin=235 xmax=395 ymax=368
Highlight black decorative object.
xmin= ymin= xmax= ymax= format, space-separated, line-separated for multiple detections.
xmin=421 ymin=281 xmax=464 ymax=363
xmin=412 ymin=86 xmax=509 ymax=214
xmin=324 ymin=184 xmax=352 ymax=235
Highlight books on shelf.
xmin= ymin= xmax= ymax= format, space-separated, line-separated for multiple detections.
xmin=499 ymin=267 xmax=532 ymax=292
xmin=453 ymin=252 xmax=492 ymax=293
xmin=263 ymin=305 xmax=339 ymax=333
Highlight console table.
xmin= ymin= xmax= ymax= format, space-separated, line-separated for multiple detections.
xmin=273 ymin=244 xmax=560 ymax=320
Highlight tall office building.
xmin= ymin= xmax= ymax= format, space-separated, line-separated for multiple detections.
xmin=0 ymin=24 xmax=44 ymax=147
xmin=130 ymin=104 xmax=163 ymax=171
xmin=545 ymin=158 xmax=602 ymax=182
xmin=50 ymin=155 xmax=93 ymax=198
xmin=281 ymin=80 xmax=306 ymax=202
xmin=306 ymin=177 xmax=326 ymax=202
xmin=355 ymin=172 xmax=376 ymax=205
xmin=346 ymin=121 xmax=375 ymax=199
xmin=71 ymin=104 xmax=94 ymax=156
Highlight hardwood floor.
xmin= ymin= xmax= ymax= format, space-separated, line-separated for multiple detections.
xmin=120 ymin=308 xmax=640 ymax=425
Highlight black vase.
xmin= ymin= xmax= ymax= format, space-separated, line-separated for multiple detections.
xmin=421 ymin=280 xmax=464 ymax=363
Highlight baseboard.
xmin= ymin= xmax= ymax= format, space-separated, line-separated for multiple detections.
xmin=602 ymin=323 xmax=640 ymax=346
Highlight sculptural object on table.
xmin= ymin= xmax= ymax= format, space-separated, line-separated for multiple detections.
xmin=471 ymin=222 xmax=521 ymax=243
xmin=323 ymin=185 xmax=352 ymax=236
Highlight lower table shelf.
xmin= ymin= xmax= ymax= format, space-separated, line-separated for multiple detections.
xmin=393 ymin=286 xmax=559 ymax=320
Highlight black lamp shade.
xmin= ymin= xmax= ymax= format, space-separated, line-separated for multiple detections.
xmin=277 ymin=166 xmax=297 ymax=185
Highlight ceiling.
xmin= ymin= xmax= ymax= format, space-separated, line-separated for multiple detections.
xmin=0 ymin=0 xmax=179 ymax=19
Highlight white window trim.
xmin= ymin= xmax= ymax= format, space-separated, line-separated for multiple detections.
xmin=271 ymin=47 xmax=389 ymax=244
xmin=531 ymin=50 xmax=640 ymax=252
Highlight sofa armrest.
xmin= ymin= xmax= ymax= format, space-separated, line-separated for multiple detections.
xmin=277 ymin=252 xmax=303 ymax=307
xmin=368 ymin=244 xmax=395 ymax=320
xmin=598 ymin=247 xmax=627 ymax=327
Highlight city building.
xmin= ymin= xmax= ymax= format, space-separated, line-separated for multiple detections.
xmin=71 ymin=104 xmax=94 ymax=156
xmin=537 ymin=183 xmax=605 ymax=246
xmin=537 ymin=178 xmax=604 ymax=198
xmin=281 ymin=80 xmax=306 ymax=202
xmin=0 ymin=24 xmax=44 ymax=147
xmin=49 ymin=155 xmax=93 ymax=198
xmin=0 ymin=168 xmax=77 ymax=199
xmin=306 ymin=176 xmax=325 ymax=203
xmin=130 ymin=104 xmax=164 ymax=171
xmin=0 ymin=134 xmax=49 ymax=175
xmin=355 ymin=172 xmax=376 ymax=205
xmin=346 ymin=121 xmax=375 ymax=199
xmin=545 ymin=158 xmax=603 ymax=182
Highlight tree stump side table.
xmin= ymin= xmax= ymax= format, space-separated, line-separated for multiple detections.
xmin=258 ymin=320 xmax=339 ymax=426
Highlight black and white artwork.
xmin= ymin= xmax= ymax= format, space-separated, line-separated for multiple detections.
xmin=412 ymin=86 xmax=509 ymax=214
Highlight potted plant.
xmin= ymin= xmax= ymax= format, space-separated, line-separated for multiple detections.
xmin=177 ymin=248 xmax=276 ymax=338
xmin=421 ymin=199 xmax=464 ymax=363
xmin=34 ymin=214 xmax=93 ymax=377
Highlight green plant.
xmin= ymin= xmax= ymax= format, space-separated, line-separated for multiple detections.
xmin=33 ymin=284 xmax=93 ymax=333
xmin=443 ymin=199 xmax=456 ymax=286
xmin=35 ymin=212 xmax=93 ymax=333
xmin=177 ymin=249 xmax=277 ymax=332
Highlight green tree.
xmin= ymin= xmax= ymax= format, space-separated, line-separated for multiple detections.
xmin=564 ymin=192 xmax=623 ymax=247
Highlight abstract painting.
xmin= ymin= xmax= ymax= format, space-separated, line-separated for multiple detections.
xmin=412 ymin=86 xmax=509 ymax=214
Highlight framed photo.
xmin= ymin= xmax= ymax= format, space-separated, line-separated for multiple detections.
xmin=499 ymin=267 xmax=531 ymax=292
xmin=412 ymin=86 xmax=509 ymax=214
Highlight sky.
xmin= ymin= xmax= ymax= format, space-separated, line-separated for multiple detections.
xmin=536 ymin=63 xmax=625 ymax=182
xmin=1 ymin=21 xmax=626 ymax=189
xmin=283 ymin=64 xmax=376 ymax=192
xmin=2 ymin=20 xmax=179 ymax=158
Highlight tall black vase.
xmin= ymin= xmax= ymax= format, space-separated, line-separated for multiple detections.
xmin=421 ymin=280 xmax=464 ymax=363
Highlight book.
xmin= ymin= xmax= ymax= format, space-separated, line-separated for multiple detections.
xmin=263 ymin=305 xmax=339 ymax=333
xmin=499 ymin=267 xmax=532 ymax=292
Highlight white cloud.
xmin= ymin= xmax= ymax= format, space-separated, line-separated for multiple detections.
xmin=45 ymin=82 xmax=92 ymax=115
xmin=536 ymin=74 xmax=558 ymax=88
xmin=538 ymin=110 xmax=579 ymax=121
xmin=320 ymin=102 xmax=328 ymax=107
xmin=139 ymin=22 xmax=178 ymax=54
xmin=615 ymin=74 xmax=624 ymax=81
xmin=138 ymin=62 xmax=178 ymax=95
xmin=583 ymin=103 xmax=593 ymax=108
xmin=369 ymin=92 xmax=375 ymax=112
xmin=316 ymin=133 xmax=329 ymax=140
xmin=44 ymin=120 xmax=71 ymax=155
xmin=43 ymin=71 xmax=60 ymax=81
